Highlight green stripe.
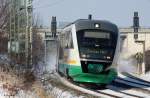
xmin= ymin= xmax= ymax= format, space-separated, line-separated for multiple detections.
xmin=59 ymin=64 xmax=117 ymax=84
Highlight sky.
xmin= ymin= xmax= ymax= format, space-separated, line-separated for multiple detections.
xmin=33 ymin=0 xmax=150 ymax=27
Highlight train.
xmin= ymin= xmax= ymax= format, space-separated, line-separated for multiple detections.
xmin=57 ymin=17 xmax=120 ymax=85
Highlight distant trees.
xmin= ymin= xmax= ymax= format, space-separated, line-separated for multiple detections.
xmin=0 ymin=0 xmax=45 ymax=69
xmin=0 ymin=0 xmax=10 ymax=53
xmin=32 ymin=26 xmax=45 ymax=66
xmin=32 ymin=15 xmax=45 ymax=66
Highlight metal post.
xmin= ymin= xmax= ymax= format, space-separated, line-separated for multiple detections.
xmin=16 ymin=0 xmax=20 ymax=63
xmin=9 ymin=0 xmax=18 ymax=63
xmin=44 ymin=33 xmax=47 ymax=72
xmin=25 ymin=0 xmax=29 ymax=68
xmin=9 ymin=0 xmax=12 ymax=58
xmin=135 ymin=40 xmax=146 ymax=74
xmin=25 ymin=0 xmax=33 ymax=68
xmin=142 ymin=41 xmax=145 ymax=74
xmin=30 ymin=26 xmax=33 ymax=66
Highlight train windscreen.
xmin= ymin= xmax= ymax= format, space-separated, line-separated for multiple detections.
xmin=77 ymin=30 xmax=117 ymax=61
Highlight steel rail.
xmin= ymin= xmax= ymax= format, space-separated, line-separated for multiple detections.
xmin=114 ymin=78 xmax=150 ymax=91
xmin=55 ymin=73 xmax=121 ymax=98
xmin=121 ymin=72 xmax=150 ymax=84
xmin=37 ymin=72 xmax=150 ymax=98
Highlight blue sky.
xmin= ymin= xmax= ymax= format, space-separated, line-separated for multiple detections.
xmin=33 ymin=0 xmax=150 ymax=27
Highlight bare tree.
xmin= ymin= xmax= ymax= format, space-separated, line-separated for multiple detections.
xmin=0 ymin=0 xmax=9 ymax=53
xmin=32 ymin=14 xmax=45 ymax=66
xmin=0 ymin=0 xmax=9 ymax=30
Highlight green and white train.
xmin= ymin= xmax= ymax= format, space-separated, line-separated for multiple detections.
xmin=57 ymin=18 xmax=120 ymax=84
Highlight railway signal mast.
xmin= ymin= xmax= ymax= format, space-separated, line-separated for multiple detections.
xmin=9 ymin=0 xmax=33 ymax=68
xmin=133 ymin=12 xmax=146 ymax=74
xmin=25 ymin=0 xmax=33 ymax=68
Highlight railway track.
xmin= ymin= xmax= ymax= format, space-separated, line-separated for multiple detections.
xmin=107 ymin=81 xmax=150 ymax=98
xmin=55 ymin=73 xmax=118 ymax=98
xmin=121 ymin=72 xmax=150 ymax=85
xmin=114 ymin=78 xmax=150 ymax=91
xmin=52 ymin=73 xmax=150 ymax=98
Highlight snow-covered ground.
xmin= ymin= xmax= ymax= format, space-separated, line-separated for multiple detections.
xmin=41 ymin=74 xmax=90 ymax=98
xmin=0 ymin=54 xmax=52 ymax=98
xmin=0 ymin=45 xmax=91 ymax=98
xmin=138 ymin=72 xmax=150 ymax=81
xmin=118 ymin=51 xmax=150 ymax=82
xmin=118 ymin=57 xmax=137 ymax=73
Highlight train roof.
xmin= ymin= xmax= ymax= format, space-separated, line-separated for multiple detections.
xmin=65 ymin=19 xmax=118 ymax=33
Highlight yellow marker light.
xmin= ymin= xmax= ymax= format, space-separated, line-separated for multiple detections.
xmin=67 ymin=60 xmax=77 ymax=65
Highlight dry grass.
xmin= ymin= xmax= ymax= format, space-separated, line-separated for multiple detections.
xmin=0 ymin=63 xmax=52 ymax=98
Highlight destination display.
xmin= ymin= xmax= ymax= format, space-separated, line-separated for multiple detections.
xmin=84 ymin=31 xmax=110 ymax=39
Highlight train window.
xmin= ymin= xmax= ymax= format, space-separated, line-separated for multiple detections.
xmin=59 ymin=47 xmax=64 ymax=59
xmin=65 ymin=30 xmax=74 ymax=49
xmin=60 ymin=34 xmax=65 ymax=47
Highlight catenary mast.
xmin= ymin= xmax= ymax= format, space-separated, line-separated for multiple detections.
xmin=9 ymin=0 xmax=33 ymax=68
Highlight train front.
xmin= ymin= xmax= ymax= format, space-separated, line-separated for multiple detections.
xmin=69 ymin=19 xmax=119 ymax=84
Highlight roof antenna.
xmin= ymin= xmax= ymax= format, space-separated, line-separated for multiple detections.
xmin=88 ymin=14 xmax=92 ymax=20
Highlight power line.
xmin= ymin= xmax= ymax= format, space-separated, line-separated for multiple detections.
xmin=33 ymin=0 xmax=67 ymax=9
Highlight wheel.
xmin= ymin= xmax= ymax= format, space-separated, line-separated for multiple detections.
xmin=96 ymin=84 xmax=107 ymax=89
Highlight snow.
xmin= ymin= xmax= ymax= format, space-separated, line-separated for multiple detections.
xmin=118 ymin=48 xmax=150 ymax=82
xmin=118 ymin=73 xmax=150 ymax=86
xmin=139 ymin=72 xmax=150 ymax=81
xmin=117 ymin=54 xmax=150 ymax=82
xmin=0 ymin=54 xmax=10 ymax=64
xmin=118 ymin=56 xmax=137 ymax=73
xmin=0 ymin=54 xmax=48 ymax=98
xmin=0 ymin=84 xmax=39 ymax=98
xmin=41 ymin=75 xmax=87 ymax=98
xmin=122 ymin=89 xmax=150 ymax=98
xmin=45 ymin=41 xmax=58 ymax=73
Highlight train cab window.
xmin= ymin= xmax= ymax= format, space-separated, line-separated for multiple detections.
xmin=76 ymin=30 xmax=117 ymax=60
